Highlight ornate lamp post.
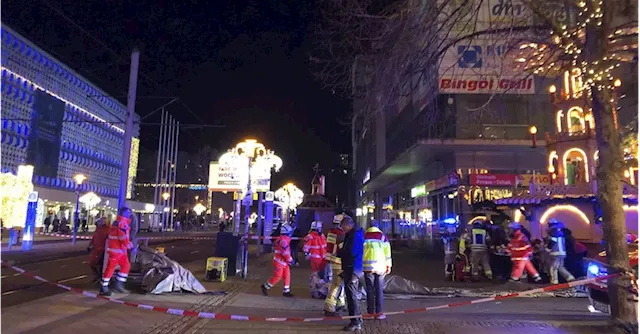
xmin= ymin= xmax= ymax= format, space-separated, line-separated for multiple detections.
xmin=275 ymin=183 xmax=304 ymax=222
xmin=72 ymin=174 xmax=86 ymax=244
xmin=220 ymin=139 xmax=282 ymax=278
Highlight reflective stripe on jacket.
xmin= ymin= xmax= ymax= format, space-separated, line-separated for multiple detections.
xmin=546 ymin=236 xmax=566 ymax=256
xmin=324 ymin=227 xmax=345 ymax=266
xmin=363 ymin=227 xmax=391 ymax=273
xmin=106 ymin=216 xmax=131 ymax=255
xmin=303 ymin=231 xmax=327 ymax=259
xmin=469 ymin=228 xmax=489 ymax=251
xmin=273 ymin=235 xmax=293 ymax=267
xmin=506 ymin=230 xmax=533 ymax=260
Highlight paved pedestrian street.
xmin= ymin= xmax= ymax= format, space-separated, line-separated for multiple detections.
xmin=0 ymin=246 xmax=625 ymax=334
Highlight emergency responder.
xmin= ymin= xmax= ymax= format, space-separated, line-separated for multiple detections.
xmin=100 ymin=207 xmax=134 ymax=296
xmin=303 ymin=221 xmax=326 ymax=273
xmin=88 ymin=217 xmax=110 ymax=282
xmin=441 ymin=223 xmax=459 ymax=280
xmin=467 ymin=220 xmax=493 ymax=280
xmin=261 ymin=224 xmax=295 ymax=297
xmin=506 ymin=222 xmax=541 ymax=283
xmin=363 ymin=220 xmax=391 ymax=320
xmin=323 ymin=214 xmax=347 ymax=316
xmin=338 ymin=214 xmax=364 ymax=332
xmin=545 ymin=220 xmax=575 ymax=284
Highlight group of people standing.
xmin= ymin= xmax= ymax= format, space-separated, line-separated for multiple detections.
xmin=261 ymin=213 xmax=392 ymax=332
xmin=443 ymin=218 xmax=584 ymax=284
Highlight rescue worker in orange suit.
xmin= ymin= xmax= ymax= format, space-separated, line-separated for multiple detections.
xmin=100 ymin=207 xmax=134 ymax=296
xmin=323 ymin=213 xmax=347 ymax=316
xmin=261 ymin=224 xmax=295 ymax=297
xmin=304 ymin=221 xmax=327 ymax=273
xmin=506 ymin=222 xmax=542 ymax=283
xmin=88 ymin=217 xmax=110 ymax=282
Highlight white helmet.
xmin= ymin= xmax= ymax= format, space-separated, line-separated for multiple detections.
xmin=280 ymin=224 xmax=293 ymax=236
xmin=311 ymin=221 xmax=322 ymax=231
xmin=332 ymin=214 xmax=344 ymax=225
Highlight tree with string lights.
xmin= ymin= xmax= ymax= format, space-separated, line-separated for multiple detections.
xmin=312 ymin=0 xmax=637 ymax=326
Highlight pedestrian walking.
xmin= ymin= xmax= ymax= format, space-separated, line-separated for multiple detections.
xmin=261 ymin=224 xmax=295 ymax=297
xmin=44 ymin=216 xmax=51 ymax=233
xmin=100 ymin=207 xmax=134 ymax=296
xmin=363 ymin=220 xmax=392 ymax=320
xmin=323 ymin=214 xmax=347 ymax=316
xmin=338 ymin=215 xmax=364 ymax=331
xmin=290 ymin=222 xmax=302 ymax=267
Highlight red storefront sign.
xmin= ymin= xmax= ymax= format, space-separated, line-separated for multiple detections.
xmin=469 ymin=174 xmax=518 ymax=186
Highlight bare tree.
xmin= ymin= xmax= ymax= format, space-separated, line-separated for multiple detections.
xmin=312 ymin=0 xmax=638 ymax=326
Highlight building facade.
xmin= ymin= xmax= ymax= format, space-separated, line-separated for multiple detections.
xmin=0 ymin=25 xmax=144 ymax=227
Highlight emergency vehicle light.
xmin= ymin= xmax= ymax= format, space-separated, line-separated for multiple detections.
xmin=443 ymin=218 xmax=457 ymax=224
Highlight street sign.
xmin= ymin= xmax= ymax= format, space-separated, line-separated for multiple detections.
xmin=242 ymin=193 xmax=254 ymax=206
xmin=265 ymin=191 xmax=274 ymax=202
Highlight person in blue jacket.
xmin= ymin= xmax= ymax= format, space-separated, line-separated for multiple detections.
xmin=338 ymin=215 xmax=364 ymax=332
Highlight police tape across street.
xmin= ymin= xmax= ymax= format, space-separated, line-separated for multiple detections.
xmin=0 ymin=260 xmax=619 ymax=322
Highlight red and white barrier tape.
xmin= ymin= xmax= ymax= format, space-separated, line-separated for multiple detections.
xmin=0 ymin=260 xmax=618 ymax=322
xmin=34 ymin=232 xmax=216 ymax=240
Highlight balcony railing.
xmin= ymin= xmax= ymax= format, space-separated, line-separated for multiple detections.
xmin=545 ymin=128 xmax=596 ymax=145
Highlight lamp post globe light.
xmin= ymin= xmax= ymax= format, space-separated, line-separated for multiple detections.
xmin=161 ymin=192 xmax=170 ymax=231
xmin=71 ymin=174 xmax=86 ymax=244
xmin=274 ymin=183 xmax=304 ymax=222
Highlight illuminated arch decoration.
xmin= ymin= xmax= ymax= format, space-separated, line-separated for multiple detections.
xmin=584 ymin=112 xmax=595 ymax=129
xmin=556 ymin=110 xmax=564 ymax=132
xmin=570 ymin=68 xmax=583 ymax=98
xmin=540 ymin=205 xmax=591 ymax=226
xmin=567 ymin=107 xmax=586 ymax=133
xmin=594 ymin=150 xmax=599 ymax=161
xmin=548 ymin=151 xmax=559 ymax=173
xmin=563 ymin=147 xmax=590 ymax=184
xmin=467 ymin=215 xmax=487 ymax=225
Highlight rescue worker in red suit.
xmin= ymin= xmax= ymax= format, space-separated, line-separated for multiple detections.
xmin=506 ymin=222 xmax=542 ymax=283
xmin=261 ymin=224 xmax=295 ymax=297
xmin=304 ymin=221 xmax=327 ymax=273
xmin=88 ymin=217 xmax=110 ymax=282
xmin=100 ymin=207 xmax=134 ymax=296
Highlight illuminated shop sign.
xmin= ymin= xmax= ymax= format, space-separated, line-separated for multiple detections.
xmin=411 ymin=185 xmax=426 ymax=198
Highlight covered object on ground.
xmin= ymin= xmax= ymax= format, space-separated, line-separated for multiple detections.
xmin=135 ymin=245 xmax=206 ymax=294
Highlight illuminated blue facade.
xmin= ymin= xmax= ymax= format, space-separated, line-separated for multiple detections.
xmin=0 ymin=25 xmax=140 ymax=197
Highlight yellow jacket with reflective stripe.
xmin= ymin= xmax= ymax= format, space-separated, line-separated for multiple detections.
xmin=363 ymin=227 xmax=392 ymax=274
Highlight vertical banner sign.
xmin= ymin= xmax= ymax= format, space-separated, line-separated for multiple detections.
xmin=263 ymin=191 xmax=275 ymax=248
xmin=22 ymin=191 xmax=39 ymax=251
xmin=27 ymin=90 xmax=65 ymax=178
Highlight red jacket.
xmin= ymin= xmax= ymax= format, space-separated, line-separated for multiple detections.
xmin=273 ymin=235 xmax=294 ymax=267
xmin=90 ymin=225 xmax=110 ymax=252
xmin=324 ymin=226 xmax=345 ymax=266
xmin=506 ymin=230 xmax=533 ymax=260
xmin=303 ymin=231 xmax=327 ymax=260
xmin=106 ymin=216 xmax=132 ymax=256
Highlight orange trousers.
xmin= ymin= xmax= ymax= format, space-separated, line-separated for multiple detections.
xmin=510 ymin=259 xmax=539 ymax=280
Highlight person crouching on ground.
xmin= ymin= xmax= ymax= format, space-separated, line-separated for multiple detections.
xmin=304 ymin=221 xmax=327 ymax=274
xmin=506 ymin=222 xmax=541 ymax=283
xmin=363 ymin=220 xmax=391 ymax=320
xmin=100 ymin=208 xmax=134 ymax=296
xmin=261 ymin=224 xmax=295 ymax=297
xmin=338 ymin=215 xmax=365 ymax=332
xmin=88 ymin=217 xmax=110 ymax=282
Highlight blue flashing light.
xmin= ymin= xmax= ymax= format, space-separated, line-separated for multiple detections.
xmin=587 ymin=263 xmax=600 ymax=276
xmin=443 ymin=218 xmax=457 ymax=225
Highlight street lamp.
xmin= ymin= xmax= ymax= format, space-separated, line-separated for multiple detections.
xmin=72 ymin=174 xmax=86 ymax=244
xmin=275 ymin=183 xmax=304 ymax=222
xmin=162 ymin=192 xmax=170 ymax=231
xmin=529 ymin=126 xmax=538 ymax=148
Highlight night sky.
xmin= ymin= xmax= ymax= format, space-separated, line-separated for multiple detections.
xmin=1 ymin=0 xmax=351 ymax=190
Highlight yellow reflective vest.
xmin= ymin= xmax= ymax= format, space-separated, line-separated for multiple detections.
xmin=363 ymin=227 xmax=392 ymax=274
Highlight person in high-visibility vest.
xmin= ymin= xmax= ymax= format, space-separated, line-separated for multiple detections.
xmin=545 ymin=220 xmax=575 ymax=284
xmin=466 ymin=221 xmax=493 ymax=280
xmin=441 ymin=224 xmax=459 ymax=280
xmin=363 ymin=220 xmax=392 ymax=320
xmin=303 ymin=221 xmax=326 ymax=273
xmin=261 ymin=224 xmax=295 ymax=297
xmin=100 ymin=208 xmax=134 ymax=296
xmin=322 ymin=214 xmax=346 ymax=316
